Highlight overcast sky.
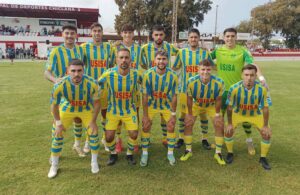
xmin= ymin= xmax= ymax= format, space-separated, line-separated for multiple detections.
xmin=1 ymin=0 xmax=272 ymax=33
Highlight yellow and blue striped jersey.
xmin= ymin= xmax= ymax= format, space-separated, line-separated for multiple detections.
xmin=173 ymin=47 xmax=213 ymax=93
xmin=51 ymin=75 xmax=100 ymax=112
xmin=81 ymin=42 xmax=112 ymax=80
xmin=141 ymin=41 xmax=178 ymax=68
xmin=98 ymin=68 xmax=141 ymax=116
xmin=226 ymin=81 xmax=268 ymax=116
xmin=46 ymin=44 xmax=84 ymax=77
xmin=142 ymin=67 xmax=178 ymax=110
xmin=187 ymin=75 xmax=224 ymax=108
xmin=110 ymin=42 xmax=142 ymax=70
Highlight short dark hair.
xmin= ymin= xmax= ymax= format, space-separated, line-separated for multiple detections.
xmin=155 ymin=50 xmax=168 ymax=58
xmin=117 ymin=48 xmax=130 ymax=55
xmin=90 ymin=22 xmax=103 ymax=31
xmin=152 ymin=25 xmax=165 ymax=32
xmin=199 ymin=59 xmax=212 ymax=67
xmin=69 ymin=59 xmax=84 ymax=67
xmin=188 ymin=28 xmax=200 ymax=37
xmin=223 ymin=27 xmax=237 ymax=35
xmin=62 ymin=25 xmax=77 ymax=32
xmin=121 ymin=24 xmax=134 ymax=32
xmin=242 ymin=64 xmax=257 ymax=72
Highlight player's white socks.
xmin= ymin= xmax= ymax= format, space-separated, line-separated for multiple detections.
xmin=142 ymin=151 xmax=148 ymax=155
xmin=168 ymin=151 xmax=173 ymax=155
xmin=246 ymin=138 xmax=253 ymax=143
xmin=91 ymin=153 xmax=98 ymax=163
xmin=51 ymin=156 xmax=59 ymax=165
xmin=74 ymin=140 xmax=81 ymax=147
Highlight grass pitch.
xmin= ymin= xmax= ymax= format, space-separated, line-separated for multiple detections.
xmin=0 ymin=60 xmax=299 ymax=194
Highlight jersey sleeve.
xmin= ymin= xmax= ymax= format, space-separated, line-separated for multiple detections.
xmin=92 ymin=82 xmax=101 ymax=100
xmin=226 ymin=86 xmax=236 ymax=107
xmin=141 ymin=73 xmax=151 ymax=95
xmin=141 ymin=45 xmax=148 ymax=69
xmin=171 ymin=44 xmax=179 ymax=56
xmin=218 ymin=80 xmax=225 ymax=97
xmin=172 ymin=74 xmax=179 ymax=96
xmin=187 ymin=79 xmax=193 ymax=97
xmin=50 ymin=84 xmax=62 ymax=105
xmin=110 ymin=46 xmax=117 ymax=67
xmin=172 ymin=51 xmax=182 ymax=69
xmin=210 ymin=49 xmax=217 ymax=60
xmin=243 ymin=48 xmax=254 ymax=64
xmin=260 ymin=87 xmax=269 ymax=108
xmin=46 ymin=49 xmax=57 ymax=73
xmin=98 ymin=71 xmax=109 ymax=88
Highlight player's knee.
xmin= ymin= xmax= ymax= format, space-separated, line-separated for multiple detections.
xmin=224 ymin=131 xmax=233 ymax=138
xmin=129 ymin=131 xmax=138 ymax=140
xmin=167 ymin=125 xmax=175 ymax=133
xmin=74 ymin=117 xmax=82 ymax=123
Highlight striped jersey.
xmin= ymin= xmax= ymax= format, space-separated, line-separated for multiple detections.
xmin=187 ymin=75 xmax=224 ymax=108
xmin=141 ymin=41 xmax=178 ymax=68
xmin=46 ymin=44 xmax=84 ymax=77
xmin=110 ymin=42 xmax=142 ymax=70
xmin=211 ymin=45 xmax=253 ymax=91
xmin=226 ymin=80 xmax=268 ymax=116
xmin=50 ymin=75 xmax=100 ymax=112
xmin=173 ymin=47 xmax=213 ymax=93
xmin=98 ymin=68 xmax=141 ymax=115
xmin=142 ymin=67 xmax=178 ymax=110
xmin=81 ymin=42 xmax=112 ymax=81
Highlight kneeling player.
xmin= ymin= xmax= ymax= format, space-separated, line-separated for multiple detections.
xmin=180 ymin=59 xmax=226 ymax=165
xmin=140 ymin=51 xmax=178 ymax=166
xmin=225 ymin=64 xmax=272 ymax=170
xmin=48 ymin=59 xmax=100 ymax=178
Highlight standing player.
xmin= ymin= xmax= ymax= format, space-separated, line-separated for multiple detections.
xmin=110 ymin=24 xmax=142 ymax=153
xmin=180 ymin=59 xmax=225 ymax=165
xmin=48 ymin=59 xmax=100 ymax=178
xmin=172 ymin=28 xmax=213 ymax=149
xmin=140 ymin=51 xmax=178 ymax=166
xmin=225 ymin=64 xmax=272 ymax=170
xmin=141 ymin=25 xmax=178 ymax=146
xmin=81 ymin=23 xmax=112 ymax=153
xmin=44 ymin=25 xmax=86 ymax=157
xmin=98 ymin=48 xmax=140 ymax=165
xmin=211 ymin=27 xmax=269 ymax=155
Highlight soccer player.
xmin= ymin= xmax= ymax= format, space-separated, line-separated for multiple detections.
xmin=211 ymin=27 xmax=270 ymax=155
xmin=141 ymin=25 xmax=178 ymax=146
xmin=225 ymin=64 xmax=272 ymax=170
xmin=48 ymin=59 xmax=101 ymax=178
xmin=81 ymin=23 xmax=112 ymax=153
xmin=110 ymin=24 xmax=142 ymax=153
xmin=180 ymin=59 xmax=225 ymax=165
xmin=44 ymin=25 xmax=86 ymax=157
xmin=140 ymin=51 xmax=178 ymax=166
xmin=172 ymin=28 xmax=213 ymax=149
xmin=98 ymin=48 xmax=140 ymax=166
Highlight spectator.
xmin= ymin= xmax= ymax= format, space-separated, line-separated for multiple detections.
xmin=0 ymin=48 xmax=3 ymax=59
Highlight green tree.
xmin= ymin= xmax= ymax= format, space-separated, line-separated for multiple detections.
xmin=235 ymin=20 xmax=252 ymax=33
xmin=114 ymin=0 xmax=148 ymax=41
xmin=251 ymin=3 xmax=274 ymax=49
xmin=270 ymin=0 xmax=300 ymax=48
xmin=114 ymin=0 xmax=213 ymax=41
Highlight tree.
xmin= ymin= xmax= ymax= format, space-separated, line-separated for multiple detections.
xmin=251 ymin=3 xmax=274 ymax=49
xmin=114 ymin=0 xmax=148 ymax=42
xmin=114 ymin=0 xmax=213 ymax=41
xmin=235 ymin=20 xmax=252 ymax=33
xmin=270 ymin=0 xmax=300 ymax=48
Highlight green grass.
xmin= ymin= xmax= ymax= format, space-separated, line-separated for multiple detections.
xmin=0 ymin=60 xmax=300 ymax=194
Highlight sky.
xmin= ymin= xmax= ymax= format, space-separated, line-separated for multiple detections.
xmin=98 ymin=0 xmax=272 ymax=33
xmin=1 ymin=0 xmax=272 ymax=33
